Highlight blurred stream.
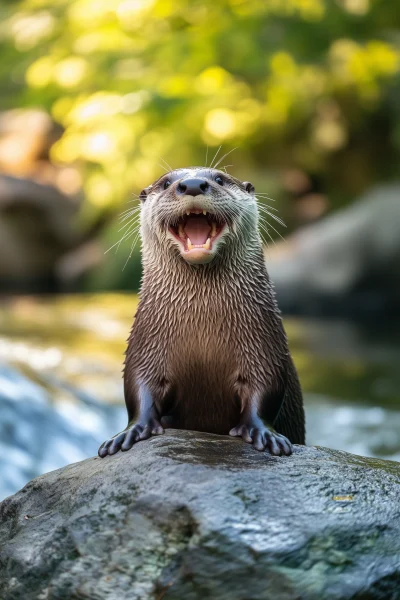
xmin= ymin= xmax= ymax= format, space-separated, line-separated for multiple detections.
xmin=0 ymin=293 xmax=399 ymax=501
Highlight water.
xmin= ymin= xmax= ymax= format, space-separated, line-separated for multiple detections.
xmin=0 ymin=294 xmax=399 ymax=501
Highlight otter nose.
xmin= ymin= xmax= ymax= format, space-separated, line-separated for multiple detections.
xmin=177 ymin=178 xmax=209 ymax=196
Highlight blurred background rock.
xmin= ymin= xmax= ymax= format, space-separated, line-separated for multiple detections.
xmin=0 ymin=0 xmax=399 ymax=499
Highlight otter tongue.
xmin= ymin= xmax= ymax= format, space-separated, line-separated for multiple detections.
xmin=184 ymin=216 xmax=211 ymax=245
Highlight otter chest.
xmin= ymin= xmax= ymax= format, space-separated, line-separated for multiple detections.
xmin=163 ymin=304 xmax=244 ymax=433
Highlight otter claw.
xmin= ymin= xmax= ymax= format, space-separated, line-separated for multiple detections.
xmin=229 ymin=424 xmax=292 ymax=456
xmin=98 ymin=422 xmax=164 ymax=458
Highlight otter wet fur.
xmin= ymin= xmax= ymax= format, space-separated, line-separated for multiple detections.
xmin=99 ymin=167 xmax=305 ymax=458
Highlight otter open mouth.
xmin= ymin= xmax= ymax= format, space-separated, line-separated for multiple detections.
xmin=169 ymin=210 xmax=225 ymax=253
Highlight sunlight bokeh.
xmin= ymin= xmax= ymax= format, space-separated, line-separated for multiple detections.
xmin=1 ymin=0 xmax=399 ymax=220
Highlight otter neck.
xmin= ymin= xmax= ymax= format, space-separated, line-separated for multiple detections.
xmin=140 ymin=230 xmax=268 ymax=299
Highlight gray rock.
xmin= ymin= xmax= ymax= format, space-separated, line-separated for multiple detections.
xmin=1 ymin=431 xmax=400 ymax=600
xmin=267 ymin=184 xmax=400 ymax=316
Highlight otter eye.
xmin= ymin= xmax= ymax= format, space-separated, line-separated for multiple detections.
xmin=163 ymin=179 xmax=171 ymax=190
xmin=215 ymin=176 xmax=224 ymax=186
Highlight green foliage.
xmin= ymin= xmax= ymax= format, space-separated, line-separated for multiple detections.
xmin=0 ymin=0 xmax=399 ymax=217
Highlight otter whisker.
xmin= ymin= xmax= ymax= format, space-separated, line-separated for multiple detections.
xmin=119 ymin=205 xmax=139 ymax=215
xmin=234 ymin=194 xmax=279 ymax=213
xmin=257 ymin=206 xmax=286 ymax=227
xmin=159 ymin=156 xmax=172 ymax=171
xmin=120 ymin=202 xmax=141 ymax=216
xmin=259 ymin=215 xmax=286 ymax=230
xmin=258 ymin=220 xmax=277 ymax=247
xmin=267 ymin=222 xmax=286 ymax=242
xmin=256 ymin=204 xmax=279 ymax=213
xmin=116 ymin=223 xmax=141 ymax=248
xmin=122 ymin=230 xmax=141 ymax=270
xmin=213 ymin=148 xmax=238 ymax=170
xmin=116 ymin=231 xmax=140 ymax=255
xmin=120 ymin=205 xmax=140 ymax=215
xmin=253 ymin=194 xmax=276 ymax=201
xmin=105 ymin=222 xmax=141 ymax=254
xmin=118 ymin=217 xmax=140 ymax=232
xmin=259 ymin=216 xmax=286 ymax=243
xmin=119 ymin=214 xmax=140 ymax=226
xmin=119 ymin=207 xmax=141 ymax=220
xmin=209 ymin=145 xmax=222 ymax=168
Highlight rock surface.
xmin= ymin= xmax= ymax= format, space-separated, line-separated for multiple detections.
xmin=267 ymin=184 xmax=400 ymax=317
xmin=1 ymin=431 xmax=400 ymax=600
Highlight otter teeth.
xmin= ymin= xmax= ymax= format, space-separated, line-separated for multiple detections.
xmin=185 ymin=210 xmax=208 ymax=216
xmin=185 ymin=236 xmax=211 ymax=251
xmin=178 ymin=223 xmax=185 ymax=239
xmin=211 ymin=222 xmax=217 ymax=237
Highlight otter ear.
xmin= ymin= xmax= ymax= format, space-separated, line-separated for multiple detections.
xmin=243 ymin=181 xmax=255 ymax=194
xmin=139 ymin=185 xmax=151 ymax=202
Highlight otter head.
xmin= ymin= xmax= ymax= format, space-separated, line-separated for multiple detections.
xmin=139 ymin=167 xmax=257 ymax=265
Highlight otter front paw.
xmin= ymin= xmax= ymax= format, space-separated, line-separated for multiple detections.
xmin=229 ymin=424 xmax=293 ymax=456
xmin=98 ymin=421 xmax=164 ymax=458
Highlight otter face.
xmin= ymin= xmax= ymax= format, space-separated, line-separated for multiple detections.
xmin=140 ymin=167 xmax=256 ymax=265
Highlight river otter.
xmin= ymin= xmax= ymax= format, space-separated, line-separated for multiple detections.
xmin=99 ymin=167 xmax=305 ymax=457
